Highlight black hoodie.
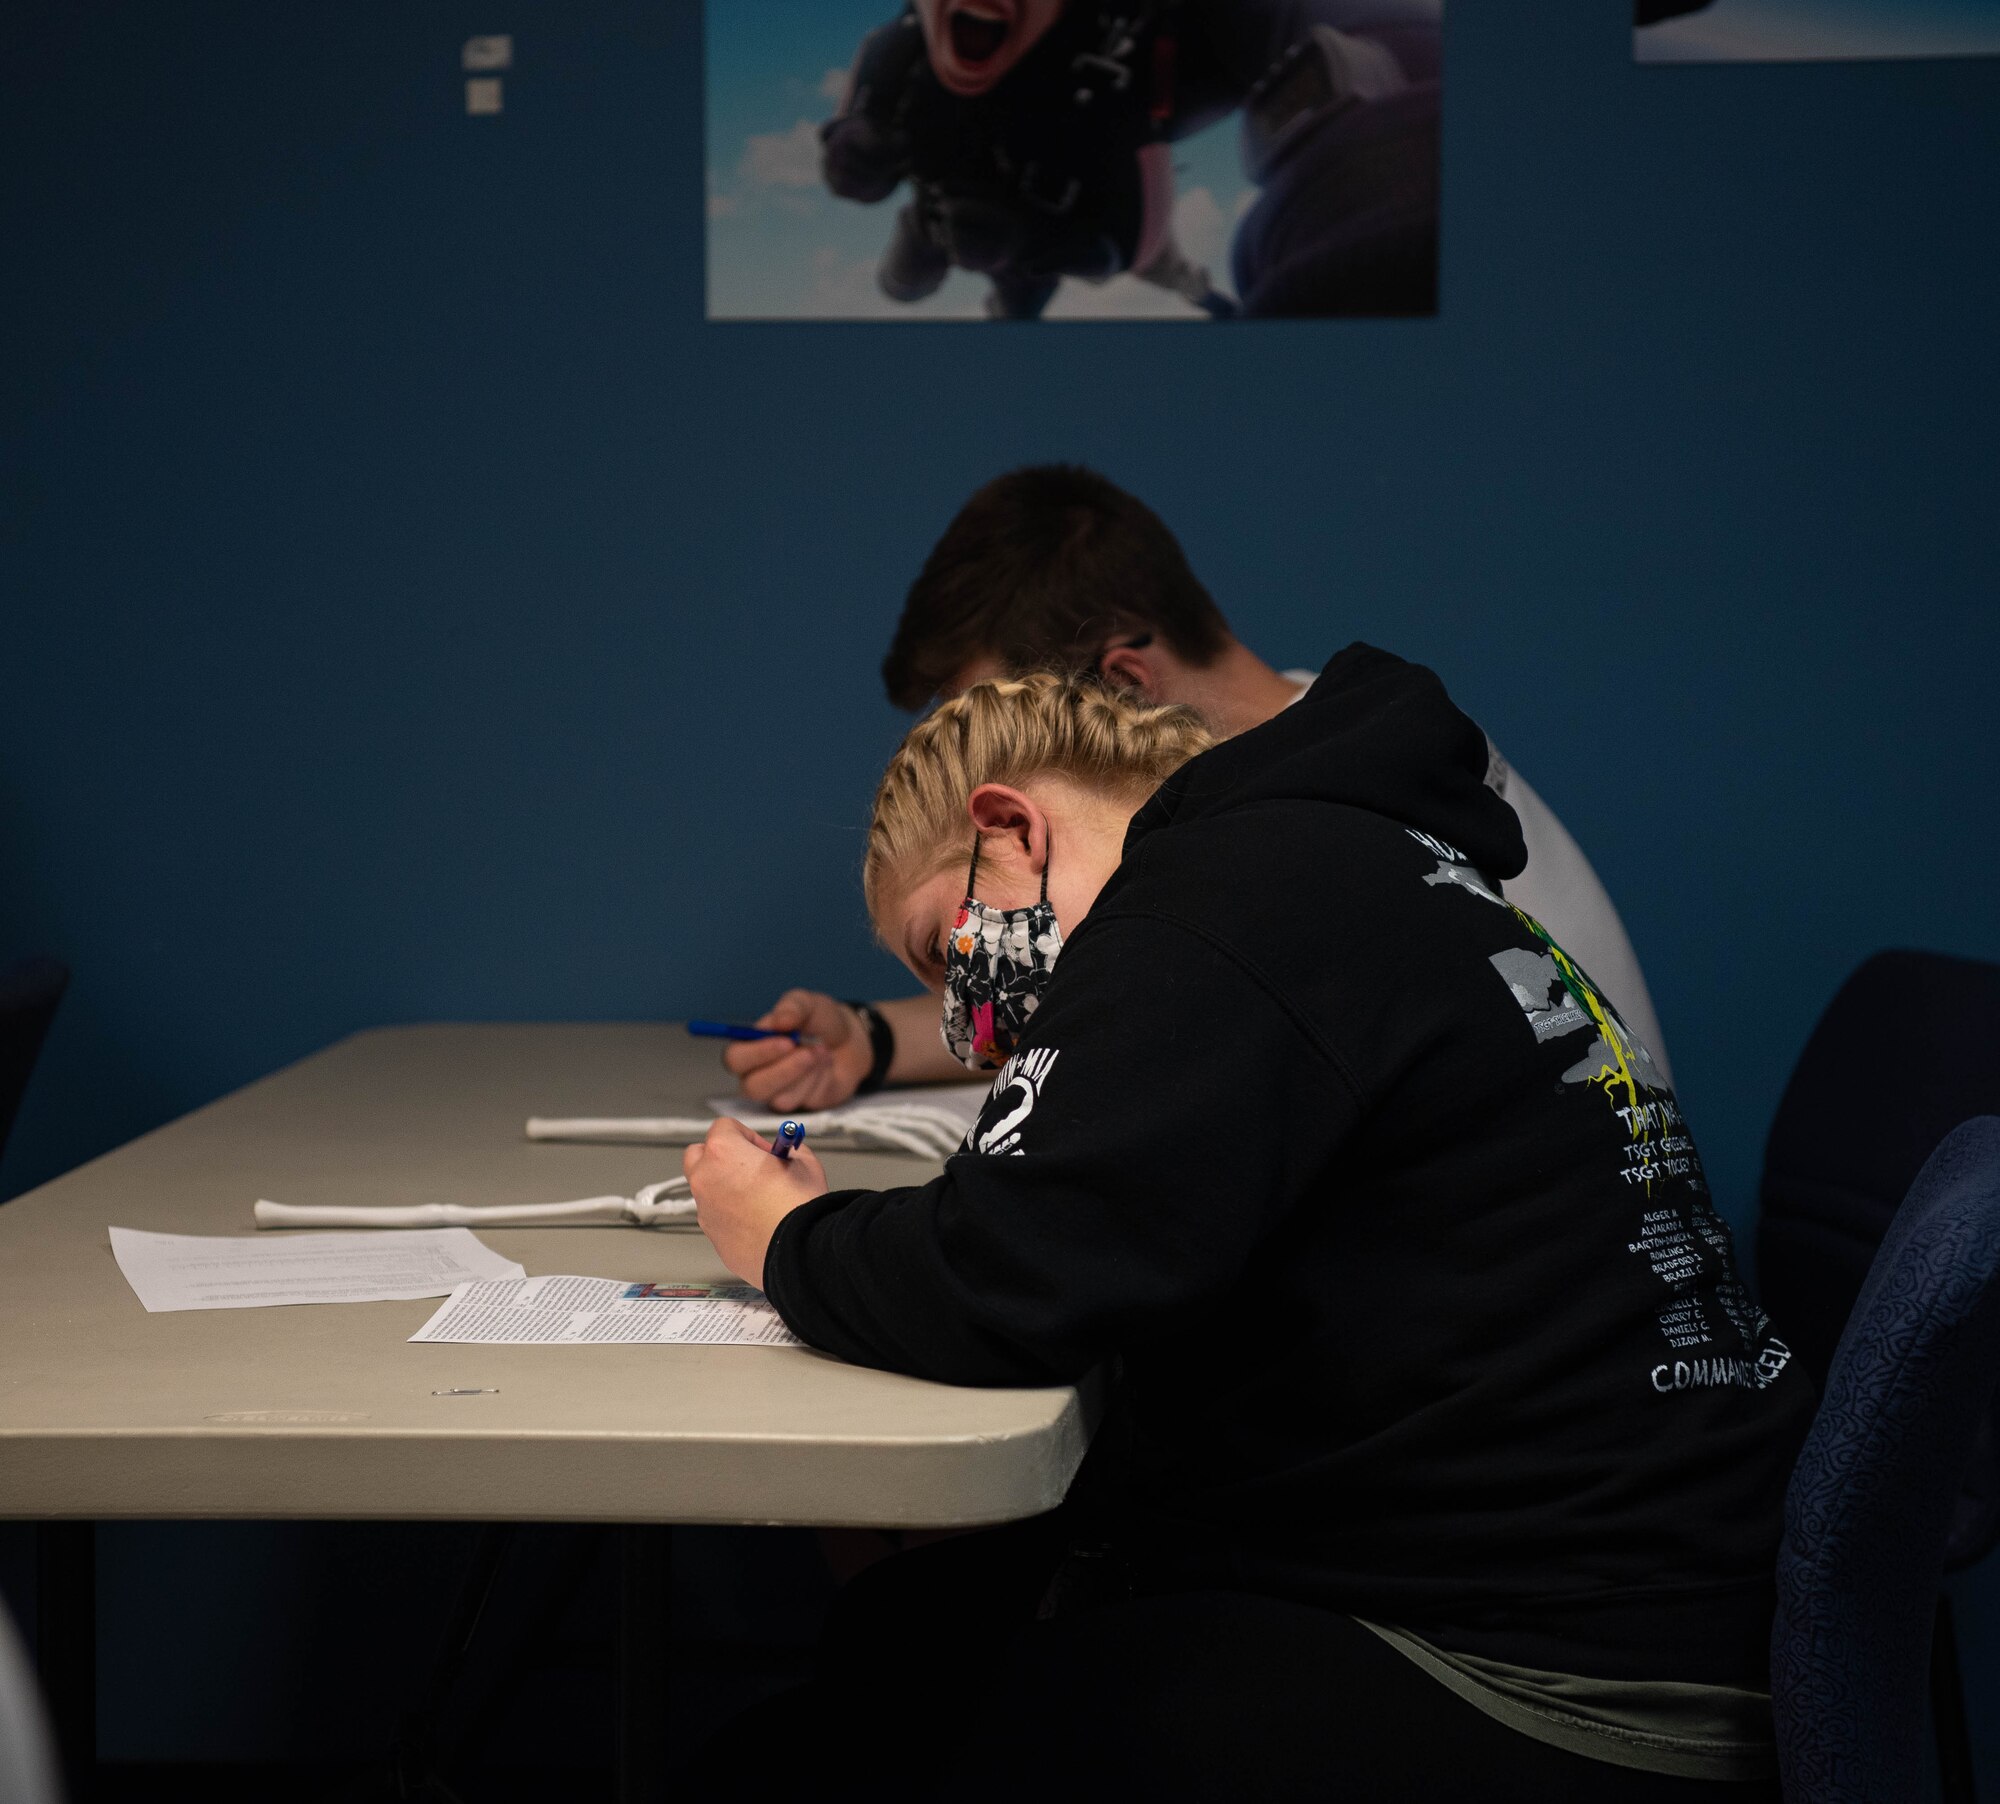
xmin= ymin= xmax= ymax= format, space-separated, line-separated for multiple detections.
xmin=764 ymin=644 xmax=1812 ymax=1685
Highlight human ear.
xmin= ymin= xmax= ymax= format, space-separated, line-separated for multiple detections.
xmin=965 ymin=783 xmax=1049 ymax=881
xmin=1096 ymin=642 xmax=1162 ymax=700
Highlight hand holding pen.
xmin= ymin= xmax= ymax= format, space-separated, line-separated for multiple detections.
xmin=682 ymin=1115 xmax=825 ymax=1292
xmin=710 ymin=989 xmax=878 ymax=1115
xmin=687 ymin=1020 xmax=823 ymax=1047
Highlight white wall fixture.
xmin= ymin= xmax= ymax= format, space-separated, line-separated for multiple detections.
xmin=462 ymin=34 xmax=513 ymax=71
xmin=463 ymin=34 xmax=510 ymax=114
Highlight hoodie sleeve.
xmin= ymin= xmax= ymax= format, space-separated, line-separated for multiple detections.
xmin=761 ymin=910 xmax=1361 ymax=1387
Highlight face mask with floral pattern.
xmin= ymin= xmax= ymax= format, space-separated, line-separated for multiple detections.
xmin=940 ymin=838 xmax=1064 ymax=1072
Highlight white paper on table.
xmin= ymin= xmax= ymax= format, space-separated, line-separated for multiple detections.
xmin=409 ymin=1274 xmax=801 ymax=1346
xmin=703 ymin=1081 xmax=992 ymax=1136
xmin=109 ymin=1226 xmax=526 ymax=1314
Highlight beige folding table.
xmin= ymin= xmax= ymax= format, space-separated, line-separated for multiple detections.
xmin=0 ymin=1024 xmax=1093 ymax=1800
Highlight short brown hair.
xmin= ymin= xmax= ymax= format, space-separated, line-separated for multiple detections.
xmin=880 ymin=466 xmax=1233 ymax=711
xmin=863 ymin=671 xmax=1215 ymax=925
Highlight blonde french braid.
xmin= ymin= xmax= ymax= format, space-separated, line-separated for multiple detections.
xmin=863 ymin=673 xmax=1215 ymax=922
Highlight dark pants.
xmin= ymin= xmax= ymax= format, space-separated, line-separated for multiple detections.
xmin=696 ymin=1526 xmax=1779 ymax=1803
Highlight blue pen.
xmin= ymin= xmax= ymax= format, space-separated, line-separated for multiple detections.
xmin=687 ymin=1019 xmax=817 ymax=1046
xmin=772 ymin=1120 xmax=806 ymax=1161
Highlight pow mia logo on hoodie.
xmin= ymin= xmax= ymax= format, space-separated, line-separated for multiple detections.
xmin=969 ymin=1047 xmax=1061 ymax=1157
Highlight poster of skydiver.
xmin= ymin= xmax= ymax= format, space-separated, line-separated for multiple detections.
xmin=706 ymin=2 xmax=1441 ymax=320
xmin=1637 ymin=0 xmax=2000 ymax=62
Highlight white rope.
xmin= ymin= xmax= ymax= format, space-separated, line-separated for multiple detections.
xmin=523 ymin=1116 xmax=713 ymax=1143
xmin=253 ymin=1178 xmax=697 ymax=1231
xmin=524 ymin=1106 xmax=970 ymax=1160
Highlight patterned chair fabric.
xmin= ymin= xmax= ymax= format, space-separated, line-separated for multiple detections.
xmin=1770 ymin=1117 xmax=2000 ymax=1803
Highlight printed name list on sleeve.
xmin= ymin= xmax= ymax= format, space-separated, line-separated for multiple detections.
xmin=409 ymin=1274 xmax=802 ymax=1346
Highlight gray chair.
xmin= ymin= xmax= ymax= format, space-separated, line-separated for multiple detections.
xmin=0 ymin=1595 xmax=64 ymax=1804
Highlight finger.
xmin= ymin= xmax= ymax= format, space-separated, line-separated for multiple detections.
xmin=794 ymin=1064 xmax=847 ymax=1114
xmin=723 ymin=1035 xmax=795 ymax=1077
xmin=741 ymin=1046 xmax=819 ymax=1106
xmin=789 ymin=1046 xmax=860 ymax=1111
xmin=794 ymin=992 xmax=850 ymax=1045
xmin=705 ymin=1115 xmax=767 ymax=1154
xmin=682 ymin=1142 xmax=706 ymax=1181
xmin=810 ymin=1058 xmax=861 ymax=1110
xmin=776 ymin=1072 xmax=823 ymax=1114
xmin=791 ymin=1145 xmax=828 ymax=1188
xmin=748 ymin=1056 xmax=816 ymax=1112
xmin=758 ymin=990 xmax=821 ymax=1033
xmin=764 ymin=1050 xmax=835 ymax=1113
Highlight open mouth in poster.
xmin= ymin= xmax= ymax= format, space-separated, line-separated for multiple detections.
xmin=706 ymin=2 xmax=1443 ymax=321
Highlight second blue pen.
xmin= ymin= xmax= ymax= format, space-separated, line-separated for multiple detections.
xmin=687 ymin=1018 xmax=809 ymax=1045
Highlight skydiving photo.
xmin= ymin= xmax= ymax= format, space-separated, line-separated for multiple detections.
xmin=705 ymin=1 xmax=1442 ymax=320
xmin=1636 ymin=0 xmax=2000 ymax=62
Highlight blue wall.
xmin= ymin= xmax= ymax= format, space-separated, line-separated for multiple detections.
xmin=4 ymin=0 xmax=1998 ymax=1225
xmin=4 ymin=0 xmax=1998 ymax=1773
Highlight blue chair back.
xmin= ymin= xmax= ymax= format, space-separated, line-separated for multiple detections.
xmin=1771 ymin=1116 xmax=2000 ymax=1803
xmin=1759 ymin=949 xmax=2000 ymax=1570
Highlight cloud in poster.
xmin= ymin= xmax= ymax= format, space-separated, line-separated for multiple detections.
xmin=1637 ymin=0 xmax=2000 ymax=61
xmin=741 ymin=119 xmax=824 ymax=189
xmin=711 ymin=119 xmax=1257 ymax=318
xmin=717 ymin=180 xmax=1248 ymax=323
xmin=800 ymin=247 xmax=986 ymax=321
xmin=1172 ymin=187 xmax=1231 ymax=277
xmin=705 ymin=1 xmax=1439 ymax=320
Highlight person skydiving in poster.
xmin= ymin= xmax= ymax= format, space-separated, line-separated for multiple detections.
xmin=820 ymin=2 xmax=1234 ymax=318
xmin=819 ymin=0 xmax=1441 ymax=319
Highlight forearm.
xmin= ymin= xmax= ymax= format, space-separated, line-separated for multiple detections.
xmin=769 ymin=921 xmax=1356 ymax=1386
xmin=764 ymin=1182 xmax=1094 ymax=1387
xmin=877 ymin=993 xmax=965 ymax=1086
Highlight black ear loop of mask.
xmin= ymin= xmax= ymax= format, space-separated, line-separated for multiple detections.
xmin=964 ymin=831 xmax=1051 ymax=909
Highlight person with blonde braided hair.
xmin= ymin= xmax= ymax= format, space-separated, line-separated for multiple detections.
xmin=723 ymin=465 xmax=1672 ymax=1120
xmin=863 ymin=670 xmax=1211 ymax=940
xmin=685 ymin=644 xmax=1806 ymax=1802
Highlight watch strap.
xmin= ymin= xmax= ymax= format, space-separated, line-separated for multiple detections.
xmin=846 ymin=999 xmax=896 ymax=1095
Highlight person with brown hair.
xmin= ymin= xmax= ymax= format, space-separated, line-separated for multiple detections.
xmin=726 ymin=466 xmax=1674 ymax=1115
xmin=687 ymin=658 xmax=1802 ymax=1800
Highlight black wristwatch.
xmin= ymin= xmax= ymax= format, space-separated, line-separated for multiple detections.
xmin=846 ymin=999 xmax=896 ymax=1095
